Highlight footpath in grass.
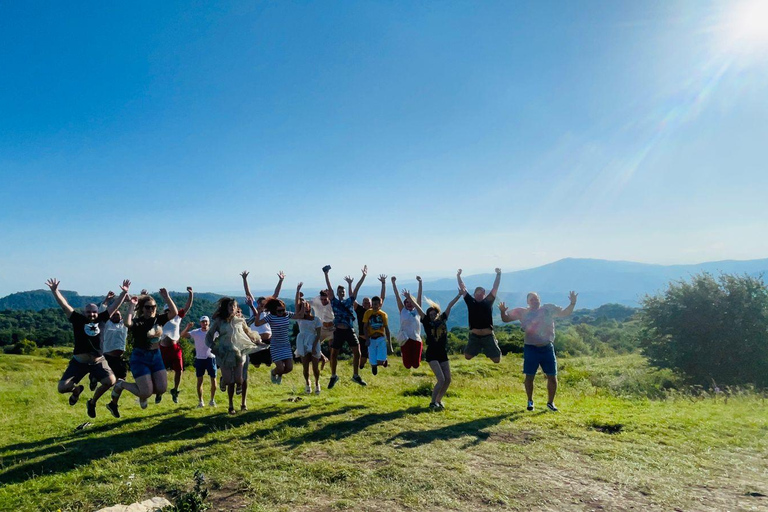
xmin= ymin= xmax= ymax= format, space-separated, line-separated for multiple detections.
xmin=1 ymin=353 xmax=767 ymax=511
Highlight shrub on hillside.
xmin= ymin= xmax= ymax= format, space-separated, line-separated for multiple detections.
xmin=640 ymin=273 xmax=768 ymax=387
xmin=3 ymin=338 xmax=37 ymax=355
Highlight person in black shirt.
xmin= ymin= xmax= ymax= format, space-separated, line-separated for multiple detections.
xmin=108 ymin=289 xmax=178 ymax=417
xmin=46 ymin=278 xmax=131 ymax=419
xmin=403 ymin=289 xmax=463 ymax=410
xmin=457 ymin=268 xmax=503 ymax=363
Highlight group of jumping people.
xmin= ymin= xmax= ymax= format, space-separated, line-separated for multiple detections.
xmin=47 ymin=266 xmax=577 ymax=418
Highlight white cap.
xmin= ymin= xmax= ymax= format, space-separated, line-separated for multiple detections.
xmin=200 ymin=316 xmax=210 ymax=322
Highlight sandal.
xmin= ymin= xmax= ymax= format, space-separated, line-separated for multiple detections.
xmin=69 ymin=385 xmax=84 ymax=406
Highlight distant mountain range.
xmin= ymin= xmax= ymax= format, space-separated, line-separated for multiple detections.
xmin=2 ymin=258 xmax=766 ymax=327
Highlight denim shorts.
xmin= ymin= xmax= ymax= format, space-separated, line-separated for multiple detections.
xmin=194 ymin=357 xmax=217 ymax=378
xmin=130 ymin=347 xmax=166 ymax=378
xmin=523 ymin=343 xmax=557 ymax=376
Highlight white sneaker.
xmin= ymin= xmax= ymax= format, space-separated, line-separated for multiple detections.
xmin=197 ymin=400 xmax=204 ymax=408
xmin=305 ymin=384 xmax=312 ymax=394
xmin=314 ymin=383 xmax=321 ymax=395
xmin=208 ymin=399 xmax=216 ymax=407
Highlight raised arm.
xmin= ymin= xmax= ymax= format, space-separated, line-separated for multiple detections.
xmin=323 ymin=266 xmax=335 ymax=299
xmin=160 ymin=288 xmax=178 ymax=318
xmin=245 ymin=296 xmax=267 ymax=326
xmin=45 ymin=278 xmax=74 ymax=318
xmin=498 ymin=301 xmax=513 ymax=323
xmin=241 ymin=271 xmax=253 ymax=299
xmin=273 ymin=270 xmax=285 ymax=298
xmin=490 ymin=268 xmax=502 ymax=298
xmin=391 ymin=276 xmax=404 ymax=311
xmin=456 ymin=269 xmax=466 ymax=293
xmin=402 ymin=289 xmax=425 ymax=317
xmin=351 ymin=265 xmax=367 ymax=300
xmin=378 ymin=274 xmax=387 ymax=303
xmin=556 ymin=291 xmax=579 ymax=317
xmin=344 ymin=275 xmax=354 ymax=301
xmin=180 ymin=321 xmax=194 ymax=339
xmin=101 ymin=291 xmax=115 ymax=308
xmin=106 ymin=280 xmax=131 ymax=316
xmin=444 ymin=290 xmax=463 ymax=318
xmin=295 ymin=282 xmax=303 ymax=314
xmin=125 ymin=295 xmax=138 ymax=327
xmin=179 ymin=286 xmax=193 ymax=314
xmin=416 ymin=275 xmax=423 ymax=307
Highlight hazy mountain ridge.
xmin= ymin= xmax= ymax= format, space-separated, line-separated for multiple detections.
xmin=3 ymin=258 xmax=766 ymax=313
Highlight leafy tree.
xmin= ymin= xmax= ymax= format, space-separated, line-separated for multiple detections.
xmin=640 ymin=273 xmax=768 ymax=387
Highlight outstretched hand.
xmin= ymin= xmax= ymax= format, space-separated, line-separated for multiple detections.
xmin=277 ymin=270 xmax=286 ymax=280
xmin=297 ymin=281 xmax=304 ymax=290
xmin=344 ymin=275 xmax=353 ymax=285
xmin=106 ymin=291 xmax=116 ymax=300
xmin=378 ymin=274 xmax=387 ymax=283
xmin=568 ymin=291 xmax=578 ymax=305
xmin=361 ymin=265 xmax=368 ymax=276
xmin=402 ymin=288 xmax=413 ymax=300
xmin=240 ymin=270 xmax=249 ymax=279
xmin=498 ymin=301 xmax=508 ymax=312
xmin=46 ymin=278 xmax=60 ymax=291
xmin=120 ymin=280 xmax=131 ymax=293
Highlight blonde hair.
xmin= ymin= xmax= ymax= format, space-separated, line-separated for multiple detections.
xmin=424 ymin=296 xmax=441 ymax=314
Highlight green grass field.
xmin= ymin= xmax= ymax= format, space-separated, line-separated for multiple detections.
xmin=1 ymin=353 xmax=767 ymax=511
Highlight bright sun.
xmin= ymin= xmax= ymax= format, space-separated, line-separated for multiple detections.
xmin=720 ymin=0 xmax=768 ymax=58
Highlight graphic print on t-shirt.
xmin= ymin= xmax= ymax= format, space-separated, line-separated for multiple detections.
xmin=84 ymin=323 xmax=101 ymax=338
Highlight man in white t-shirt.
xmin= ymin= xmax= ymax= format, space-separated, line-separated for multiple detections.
xmin=181 ymin=315 xmax=217 ymax=407
xmin=158 ymin=286 xmax=193 ymax=404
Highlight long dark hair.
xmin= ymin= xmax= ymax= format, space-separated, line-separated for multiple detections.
xmin=212 ymin=297 xmax=237 ymax=321
xmin=263 ymin=297 xmax=285 ymax=315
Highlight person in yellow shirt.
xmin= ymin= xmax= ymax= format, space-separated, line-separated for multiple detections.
xmin=362 ymin=297 xmax=392 ymax=376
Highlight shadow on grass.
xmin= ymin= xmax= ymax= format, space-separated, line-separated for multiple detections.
xmin=0 ymin=404 xmax=310 ymax=486
xmin=384 ymin=411 xmax=525 ymax=448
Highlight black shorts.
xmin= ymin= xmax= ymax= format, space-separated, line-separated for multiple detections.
xmin=331 ymin=328 xmax=359 ymax=350
xmin=359 ymin=336 xmax=369 ymax=358
xmin=249 ymin=341 xmax=272 ymax=367
xmin=425 ymin=345 xmax=449 ymax=363
xmin=61 ymin=356 xmax=113 ymax=384
xmin=104 ymin=353 xmax=127 ymax=380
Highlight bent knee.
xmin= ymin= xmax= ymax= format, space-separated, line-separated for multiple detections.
xmin=57 ymin=381 xmax=71 ymax=394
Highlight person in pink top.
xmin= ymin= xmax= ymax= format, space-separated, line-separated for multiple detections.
xmin=499 ymin=291 xmax=578 ymax=412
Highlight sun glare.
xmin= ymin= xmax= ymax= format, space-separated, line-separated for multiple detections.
xmin=720 ymin=0 xmax=768 ymax=59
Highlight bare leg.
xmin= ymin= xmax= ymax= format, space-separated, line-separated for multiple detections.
xmin=330 ymin=348 xmax=339 ymax=376
xmin=524 ymin=374 xmax=535 ymax=402
xmin=173 ymin=370 xmax=182 ymax=391
xmin=92 ymin=375 xmax=116 ymax=403
xmin=151 ymin=370 xmax=168 ymax=395
xmin=209 ymin=376 xmax=217 ymax=402
xmin=352 ymin=345 xmax=361 ymax=376
xmin=302 ymin=355 xmax=311 ymax=385
xmin=197 ymin=376 xmax=204 ymax=401
xmin=547 ymin=375 xmax=558 ymax=404
xmin=241 ymin=378 xmax=248 ymax=409
xmin=428 ymin=360 xmax=445 ymax=404
xmin=436 ymin=361 xmax=452 ymax=403
xmin=311 ymin=357 xmax=320 ymax=387
xmin=114 ymin=374 xmax=154 ymax=400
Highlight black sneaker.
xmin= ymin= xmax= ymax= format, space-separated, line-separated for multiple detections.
xmin=89 ymin=375 xmax=98 ymax=392
xmin=171 ymin=388 xmax=179 ymax=403
xmin=527 ymin=400 xmax=534 ymax=411
xmin=106 ymin=401 xmax=120 ymax=419
xmin=155 ymin=393 xmax=163 ymax=404
xmin=371 ymin=365 xmax=378 ymax=376
xmin=546 ymin=402 xmax=558 ymax=412
xmin=86 ymin=398 xmax=96 ymax=419
xmin=69 ymin=385 xmax=84 ymax=406
xmin=352 ymin=374 xmax=367 ymax=386
xmin=328 ymin=375 xmax=339 ymax=389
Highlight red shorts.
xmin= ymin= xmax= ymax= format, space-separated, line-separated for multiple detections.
xmin=160 ymin=343 xmax=184 ymax=373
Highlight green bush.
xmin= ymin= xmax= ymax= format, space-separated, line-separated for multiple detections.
xmin=640 ymin=273 xmax=768 ymax=387
xmin=3 ymin=338 xmax=37 ymax=355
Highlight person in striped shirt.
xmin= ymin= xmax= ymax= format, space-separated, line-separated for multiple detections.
xmin=249 ymin=283 xmax=303 ymax=385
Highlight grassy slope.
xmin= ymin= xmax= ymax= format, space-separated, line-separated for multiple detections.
xmin=0 ymin=353 xmax=766 ymax=512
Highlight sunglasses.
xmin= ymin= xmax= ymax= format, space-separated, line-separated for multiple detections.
xmin=144 ymin=305 xmax=157 ymax=310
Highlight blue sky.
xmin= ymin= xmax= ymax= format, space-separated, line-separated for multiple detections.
xmin=1 ymin=1 xmax=767 ymax=296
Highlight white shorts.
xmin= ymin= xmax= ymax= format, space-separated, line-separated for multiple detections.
xmin=296 ymin=331 xmax=321 ymax=358
xmin=369 ymin=336 xmax=388 ymax=366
